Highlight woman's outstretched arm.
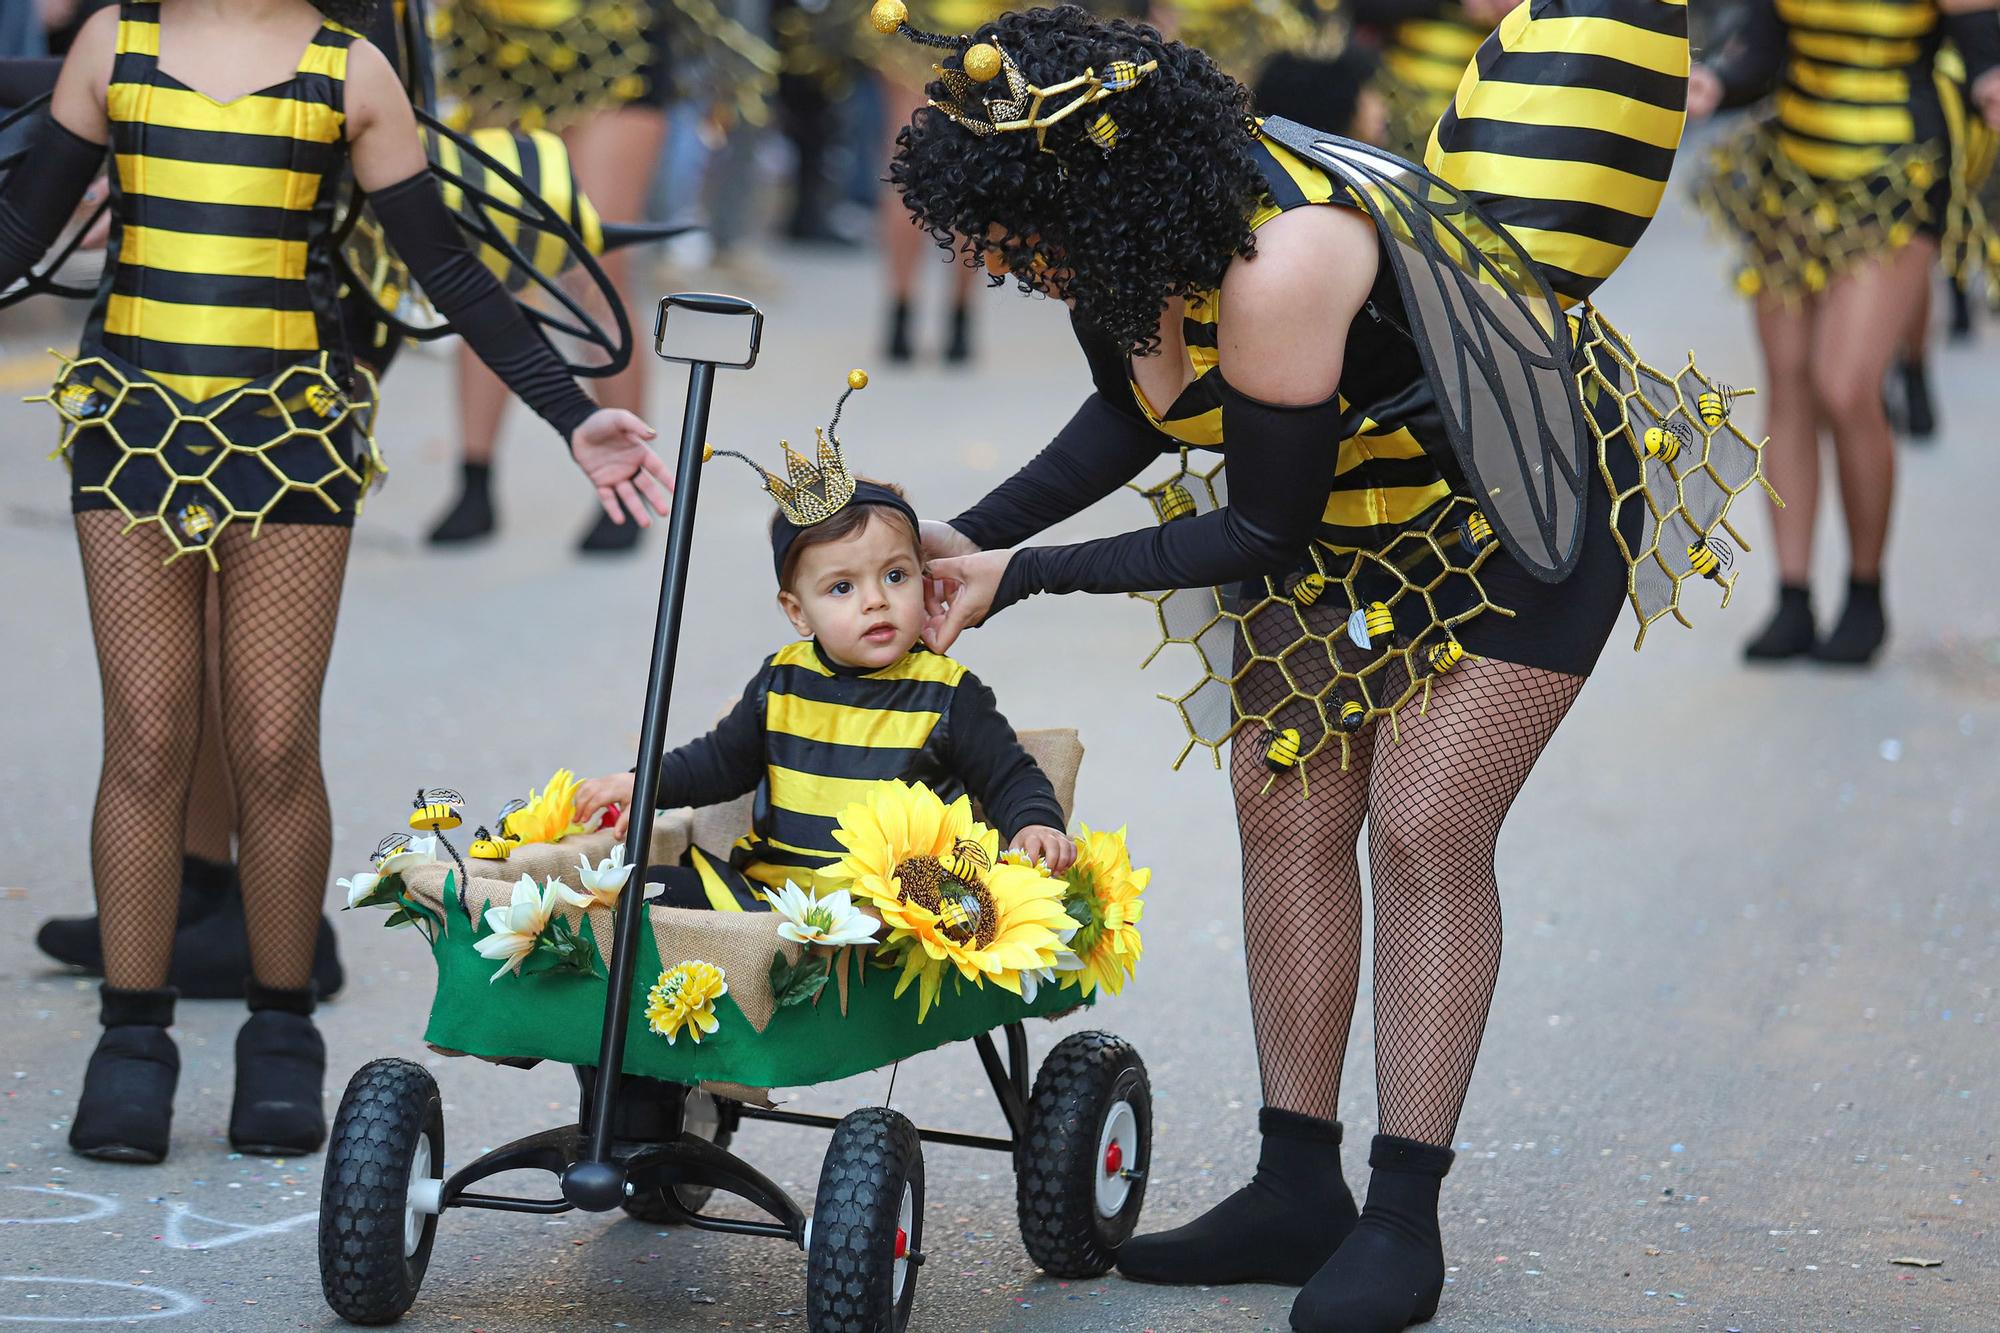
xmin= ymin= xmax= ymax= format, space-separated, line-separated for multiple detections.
xmin=0 ymin=9 xmax=112 ymax=288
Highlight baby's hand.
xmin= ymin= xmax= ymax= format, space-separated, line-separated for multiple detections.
xmin=1009 ymin=825 xmax=1077 ymax=875
xmin=574 ymin=772 xmax=634 ymax=838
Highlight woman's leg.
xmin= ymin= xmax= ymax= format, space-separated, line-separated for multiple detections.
xmin=183 ymin=576 xmax=237 ymax=866
xmin=1293 ymin=656 xmax=1585 ymax=1332
xmin=69 ymin=511 xmax=208 ymax=1162
xmin=881 ymin=74 xmax=930 ymax=361
xmin=1743 ymin=293 xmax=1822 ymax=659
xmin=1807 ymin=238 xmax=1936 ymax=662
xmin=1892 ymin=273 xmax=1937 ymax=440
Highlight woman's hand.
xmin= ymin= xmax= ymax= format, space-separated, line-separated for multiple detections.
xmin=1686 ymin=65 xmax=1723 ymax=120
xmin=920 ymin=518 xmax=979 ymax=562
xmin=922 ymin=548 xmax=1014 ymax=653
xmin=574 ymin=772 xmax=635 ymax=839
xmin=1974 ymin=69 xmax=2000 ymax=133
xmin=570 ymin=408 xmax=674 ymax=529
xmin=1009 ymin=825 xmax=1077 ymax=875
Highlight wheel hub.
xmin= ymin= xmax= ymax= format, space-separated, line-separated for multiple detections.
xmin=1093 ymin=1100 xmax=1139 ymax=1219
xmin=404 ymin=1135 xmax=441 ymax=1258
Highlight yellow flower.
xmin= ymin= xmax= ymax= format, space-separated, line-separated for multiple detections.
xmin=1054 ymin=825 xmax=1148 ymax=997
xmin=818 ymin=782 xmax=1077 ymax=1021
xmin=507 ymin=768 xmax=592 ymax=844
xmin=645 ymin=961 xmax=728 ymax=1045
xmin=1734 ymin=268 xmax=1762 ymax=297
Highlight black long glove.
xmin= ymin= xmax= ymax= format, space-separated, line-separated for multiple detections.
xmin=0 ymin=113 xmax=99 ymax=287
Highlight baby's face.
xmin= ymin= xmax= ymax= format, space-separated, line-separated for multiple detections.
xmin=779 ymin=512 xmax=927 ymax=670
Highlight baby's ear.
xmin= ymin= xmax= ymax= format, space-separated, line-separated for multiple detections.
xmin=776 ymin=588 xmax=813 ymax=637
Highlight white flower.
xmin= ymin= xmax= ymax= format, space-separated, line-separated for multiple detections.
xmin=338 ymin=870 xmax=383 ymax=909
xmin=474 ymin=875 xmax=558 ymax=982
xmin=376 ymin=834 xmax=438 ymax=876
xmin=555 ymin=846 xmax=635 ymax=911
xmin=1020 ymin=965 xmax=1059 ymax=1005
xmin=764 ymin=884 xmax=879 ymax=948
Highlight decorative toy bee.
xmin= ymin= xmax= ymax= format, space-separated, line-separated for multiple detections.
xmin=1347 ymin=601 xmax=1396 ymax=651
xmin=1148 ymin=481 xmax=1196 ymax=523
xmin=1263 ymin=726 xmax=1301 ymax=774
xmin=1421 ymin=636 xmax=1465 ymax=676
xmin=1696 ymin=383 xmax=1748 ymax=430
xmin=57 ymin=380 xmax=107 ymax=419
xmin=1338 ymin=699 xmax=1366 ymax=733
xmin=1686 ymin=535 xmax=1734 ymax=581
xmin=1293 ymin=572 xmax=1327 ymax=606
xmin=945 ymin=836 xmax=992 ymax=883
xmin=373 ymin=832 xmax=413 ymax=865
xmin=1457 ymin=509 xmax=1495 ymax=554
xmin=410 ymin=787 xmax=465 ymax=832
xmin=174 ymin=503 xmax=216 ymax=544
xmin=937 ymin=890 xmax=984 ymax=938
xmin=1086 ymin=112 xmax=1120 ymax=149
xmin=494 ymin=797 xmax=529 ymax=840
xmin=467 ymin=826 xmax=514 ymax=860
xmin=304 ymin=383 xmax=346 ymax=419
xmin=1642 ymin=418 xmax=1693 ymax=465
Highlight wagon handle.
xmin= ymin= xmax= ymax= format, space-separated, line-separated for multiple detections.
xmin=563 ymin=293 xmax=762 ymax=1212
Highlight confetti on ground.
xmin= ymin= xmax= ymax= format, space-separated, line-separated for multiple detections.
xmin=1891 ymin=1257 xmax=1942 ymax=1268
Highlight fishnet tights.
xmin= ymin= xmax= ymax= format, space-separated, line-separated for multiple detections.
xmin=77 ymin=513 xmax=351 ymax=992
xmin=1231 ymin=649 xmax=1584 ymax=1148
xmin=182 ymin=576 xmax=238 ymax=865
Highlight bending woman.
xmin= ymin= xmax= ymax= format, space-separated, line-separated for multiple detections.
xmin=1689 ymin=0 xmax=2000 ymax=663
xmin=0 ymin=0 xmax=670 ymax=1165
xmin=881 ymin=2 xmax=1758 ymax=1329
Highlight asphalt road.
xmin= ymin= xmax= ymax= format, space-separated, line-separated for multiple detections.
xmin=2 ymin=183 xmax=1997 ymax=1333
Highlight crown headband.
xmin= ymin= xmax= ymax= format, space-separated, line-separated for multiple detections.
xmin=868 ymin=0 xmax=1157 ymax=154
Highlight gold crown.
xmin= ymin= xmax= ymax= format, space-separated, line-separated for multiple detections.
xmin=868 ymin=0 xmax=1155 ymax=153
xmin=706 ymin=369 xmax=867 ymax=526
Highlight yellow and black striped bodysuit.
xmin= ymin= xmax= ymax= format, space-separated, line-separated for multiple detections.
xmin=1366 ymin=1 xmax=1489 ymax=160
xmin=51 ymin=2 xmax=381 ymax=559
xmin=1694 ymin=0 xmax=2000 ymax=299
xmin=645 ymin=640 xmax=1065 ymax=909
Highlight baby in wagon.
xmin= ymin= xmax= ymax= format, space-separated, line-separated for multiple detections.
xmin=573 ymin=373 xmax=1073 ymax=909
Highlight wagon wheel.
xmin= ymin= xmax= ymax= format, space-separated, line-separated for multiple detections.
xmin=1015 ymin=1031 xmax=1152 ymax=1277
xmin=319 ymin=1059 xmax=446 ymax=1324
xmin=806 ymin=1107 xmax=924 ymax=1333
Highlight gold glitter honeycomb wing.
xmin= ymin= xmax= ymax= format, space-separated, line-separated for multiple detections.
xmin=0 ymin=95 xmax=110 ymax=310
xmin=1574 ymin=309 xmax=1777 ymax=649
xmin=433 ymin=0 xmax=655 ymax=133
xmin=1126 ymin=450 xmax=1509 ymax=786
xmin=34 ymin=352 xmax=382 ymax=568
xmin=1692 ymin=115 xmax=1946 ymax=303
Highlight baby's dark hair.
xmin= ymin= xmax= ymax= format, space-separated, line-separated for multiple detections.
xmin=772 ymin=480 xmax=921 ymax=591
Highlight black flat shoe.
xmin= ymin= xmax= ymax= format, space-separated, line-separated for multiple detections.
xmin=1811 ymin=578 xmax=1886 ymax=666
xmin=229 ymin=984 xmax=327 ymax=1156
xmin=577 ymin=507 xmax=643 ymax=554
xmin=70 ymin=987 xmax=179 ymax=1165
xmin=1743 ymin=584 xmax=1815 ymax=661
xmin=427 ymin=466 xmax=496 ymax=545
xmin=37 ymin=855 xmax=233 ymax=974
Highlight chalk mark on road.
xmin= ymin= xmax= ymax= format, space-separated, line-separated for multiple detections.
xmin=0 ymin=1187 xmax=119 ymax=1227
xmin=157 ymin=1202 xmax=317 ymax=1251
xmin=0 ymin=1276 xmax=199 ymax=1323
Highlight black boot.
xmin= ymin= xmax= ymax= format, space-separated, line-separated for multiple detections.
xmin=1743 ymin=583 xmax=1816 ymax=661
xmin=166 ymin=889 xmax=347 ymax=1001
xmin=229 ymin=982 xmax=327 ymax=1156
xmin=945 ymin=301 xmax=973 ymax=365
xmin=1948 ymin=278 xmax=1973 ymax=343
xmin=1897 ymin=359 xmax=1936 ymax=441
xmin=1812 ymin=577 xmax=1887 ymax=665
xmin=427 ymin=462 xmax=496 ymax=544
xmin=577 ymin=504 xmax=642 ymax=554
xmin=1117 ymin=1108 xmax=1358 ymax=1287
xmin=70 ymin=986 xmax=179 ymax=1164
xmin=1291 ymin=1135 xmax=1453 ymax=1333
xmin=886 ymin=299 xmax=913 ymax=363
xmin=37 ymin=855 xmax=233 ymax=974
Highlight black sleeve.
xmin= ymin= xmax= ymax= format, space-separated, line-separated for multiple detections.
xmin=1705 ymin=0 xmax=1784 ymax=109
xmin=945 ymin=671 xmax=1066 ymax=840
xmin=0 ymin=113 xmax=101 ymax=290
xmin=948 ymin=313 xmax=1173 ymax=551
xmin=993 ymin=374 xmax=1343 ymax=610
xmin=1945 ymin=9 xmax=2000 ymax=87
xmin=0 ymin=58 xmax=62 ymax=110
xmin=366 ymin=170 xmax=599 ymax=441
xmin=654 ymin=666 xmax=769 ymax=809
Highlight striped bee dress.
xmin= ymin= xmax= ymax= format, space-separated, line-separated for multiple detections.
xmin=1376 ymin=3 xmax=1491 ymax=160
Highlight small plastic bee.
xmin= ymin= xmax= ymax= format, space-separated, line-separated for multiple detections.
xmin=1293 ymin=572 xmax=1327 ymax=606
xmin=937 ymin=891 xmax=984 ymax=939
xmin=1263 ymin=726 xmax=1302 ymax=774
xmin=410 ymin=787 xmax=465 ymax=832
xmin=1105 ymin=59 xmax=1143 ymax=90
xmin=1457 ymin=509 xmax=1495 ymax=554
xmin=174 ymin=503 xmax=216 ymax=544
xmin=493 ymin=797 xmax=529 ymax=839
xmin=1686 ymin=535 xmax=1734 ymax=581
xmin=1086 ymin=112 xmax=1119 ymax=150
xmin=373 ymin=832 xmax=413 ymax=865
xmin=1347 ymin=601 xmax=1396 ymax=650
xmin=946 ymin=836 xmax=992 ymax=883
xmin=467 ymin=825 xmax=514 ymax=860
xmin=1642 ymin=418 xmax=1693 ymax=465
xmin=1149 ymin=481 xmax=1196 ymax=523
xmin=1338 ymin=699 xmax=1366 ymax=733
xmin=304 ymin=383 xmax=346 ymax=419
xmin=1421 ymin=636 xmax=1465 ymax=676
xmin=57 ymin=380 xmax=107 ymax=420
xmin=1696 ymin=384 xmax=1747 ymax=430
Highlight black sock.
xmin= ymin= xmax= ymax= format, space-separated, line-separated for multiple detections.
xmin=428 ymin=463 xmax=496 ymax=544
xmin=887 ymin=300 xmax=913 ymax=362
xmin=945 ymin=302 xmax=973 ymax=364
xmin=1291 ymin=1135 xmax=1452 ymax=1333
xmin=1116 ymin=1108 xmax=1358 ymax=1286
xmin=1743 ymin=582 xmax=1815 ymax=661
xmin=1813 ymin=577 xmax=1886 ymax=664
xmin=1899 ymin=360 xmax=1936 ymax=439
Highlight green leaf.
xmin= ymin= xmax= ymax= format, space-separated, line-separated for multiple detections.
xmin=768 ymin=950 xmax=830 ymax=1009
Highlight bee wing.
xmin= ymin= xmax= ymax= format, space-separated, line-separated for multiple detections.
xmin=421 ymin=787 xmax=466 ymax=805
xmin=0 ymin=94 xmax=113 ymax=311
xmin=1258 ymin=119 xmax=1591 ymax=584
xmin=373 ymin=833 xmax=413 ymax=859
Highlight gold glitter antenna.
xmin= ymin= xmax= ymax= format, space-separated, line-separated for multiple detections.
xmin=866 ymin=0 xmax=1156 ymax=152
xmin=704 ymin=369 xmax=869 ymax=526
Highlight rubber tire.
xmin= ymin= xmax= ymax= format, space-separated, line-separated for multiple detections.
xmin=807 ymin=1106 xmax=924 ymax=1333
xmin=620 ymin=1097 xmax=735 ymax=1223
xmin=318 ymin=1058 xmax=444 ymax=1325
xmin=1016 ymin=1030 xmax=1152 ymax=1278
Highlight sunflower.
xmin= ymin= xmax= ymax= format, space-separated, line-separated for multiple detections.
xmin=645 ymin=961 xmax=728 ymax=1045
xmin=1055 ymin=824 xmax=1147 ymax=997
xmin=818 ymin=781 xmax=1077 ymax=1021
xmin=507 ymin=768 xmax=592 ymax=844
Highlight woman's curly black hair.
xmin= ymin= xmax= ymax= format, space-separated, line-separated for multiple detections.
xmin=888 ymin=5 xmax=1266 ymax=356
xmin=311 ymin=0 xmax=379 ymax=30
